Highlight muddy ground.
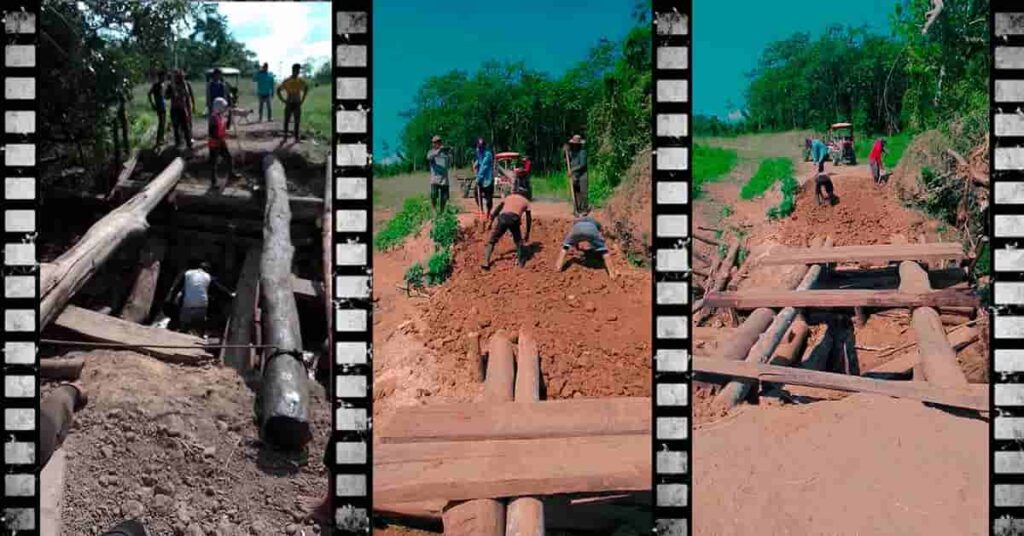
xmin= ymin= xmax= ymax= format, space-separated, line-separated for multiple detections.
xmin=691 ymin=132 xmax=988 ymax=535
xmin=372 ymin=184 xmax=651 ymax=533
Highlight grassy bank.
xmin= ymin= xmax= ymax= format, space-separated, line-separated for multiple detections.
xmin=374 ymin=195 xmax=432 ymax=251
xmin=693 ymin=144 xmax=738 ymax=199
xmin=741 ymin=157 xmax=794 ymax=200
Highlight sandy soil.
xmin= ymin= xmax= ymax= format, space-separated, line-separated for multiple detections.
xmin=692 ymin=133 xmax=988 ymax=534
xmin=56 ymin=352 xmax=330 ymax=535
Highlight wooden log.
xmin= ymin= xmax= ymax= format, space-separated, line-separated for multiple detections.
xmin=379 ymin=398 xmax=651 ymax=444
xmin=798 ymin=323 xmax=837 ymax=371
xmin=771 ymin=314 xmax=809 ymax=366
xmin=703 ymin=287 xmax=978 ymax=309
xmin=444 ymin=329 xmax=516 ymax=535
xmin=39 ymin=357 xmax=84 ymax=381
xmin=714 ymin=237 xmax=830 ymax=409
xmin=106 ymin=124 xmax=156 ymax=200
xmin=692 ymin=356 xmax=987 ymax=411
xmin=52 ymin=305 xmax=211 ymax=364
xmin=377 ymin=434 xmax=651 ymax=504
xmin=466 ymin=332 xmax=484 ymax=382
xmin=508 ymin=328 xmax=544 ymax=536
xmin=118 ymin=236 xmax=167 ymax=324
xmin=40 ymin=158 xmax=186 ymax=329
xmin=222 ymin=245 xmax=261 ymax=371
xmin=115 ymin=178 xmax=324 ymax=221
xmin=861 ymin=328 xmax=982 ymax=379
xmin=40 ymin=447 xmax=66 ymax=536
xmin=692 ymin=234 xmax=721 ymax=247
xmin=900 ymin=261 xmax=970 ymax=388
xmin=760 ymin=242 xmax=964 ymax=266
xmin=257 ymin=156 xmax=311 ymax=450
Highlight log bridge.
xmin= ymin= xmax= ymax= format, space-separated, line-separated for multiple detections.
xmin=693 ymin=237 xmax=987 ymax=415
xmin=39 ymin=155 xmax=330 ymax=451
xmin=375 ymin=329 xmax=653 ymax=535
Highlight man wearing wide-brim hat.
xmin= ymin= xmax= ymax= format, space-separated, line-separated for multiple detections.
xmin=565 ymin=134 xmax=588 ymax=215
xmin=427 ymin=134 xmax=451 ymax=212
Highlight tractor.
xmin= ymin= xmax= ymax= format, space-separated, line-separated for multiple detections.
xmin=826 ymin=123 xmax=856 ymax=166
xmin=458 ymin=151 xmax=521 ymax=198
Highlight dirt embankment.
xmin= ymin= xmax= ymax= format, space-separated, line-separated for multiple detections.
xmin=602 ymin=151 xmax=652 ymax=260
xmin=58 ymin=352 xmax=330 ymax=535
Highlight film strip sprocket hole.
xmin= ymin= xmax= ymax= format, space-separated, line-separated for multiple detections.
xmin=2 ymin=3 xmax=40 ymax=533
xmin=992 ymin=4 xmax=1024 ymax=533
xmin=652 ymin=1 xmax=691 ymax=535
xmin=332 ymin=3 xmax=373 ymax=534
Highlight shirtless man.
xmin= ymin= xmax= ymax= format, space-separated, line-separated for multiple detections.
xmin=482 ymin=186 xmax=532 ymax=270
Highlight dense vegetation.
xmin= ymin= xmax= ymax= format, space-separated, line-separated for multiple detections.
xmin=39 ymin=1 xmax=330 ymax=180
xmin=741 ymin=158 xmax=794 ymax=200
xmin=693 ymin=145 xmax=739 ymax=199
xmin=377 ymin=2 xmax=652 ymax=207
xmin=693 ymin=0 xmax=988 ymax=145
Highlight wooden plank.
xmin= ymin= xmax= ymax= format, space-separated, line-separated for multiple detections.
xmin=760 ymin=242 xmax=964 ymax=266
xmin=380 ymin=399 xmax=653 ymax=444
xmin=119 ymin=236 xmax=167 ymax=324
xmin=53 ymin=305 xmax=211 ymax=364
xmin=375 ymin=435 xmax=651 ymax=504
xmin=692 ymin=356 xmax=987 ymax=411
xmin=40 ymin=448 xmax=66 ymax=536
xmin=703 ymin=288 xmax=978 ymax=309
xmin=291 ymin=274 xmax=320 ymax=299
xmin=222 ymin=245 xmax=261 ymax=371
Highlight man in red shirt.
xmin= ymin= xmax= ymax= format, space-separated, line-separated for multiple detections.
xmin=869 ymin=138 xmax=886 ymax=185
xmin=514 ymin=154 xmax=532 ymax=199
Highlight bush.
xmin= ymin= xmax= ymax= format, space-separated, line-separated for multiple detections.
xmin=741 ymin=157 xmax=793 ymax=200
xmin=766 ymin=175 xmax=798 ymax=220
xmin=429 ymin=207 xmax=459 ymax=249
xmin=374 ymin=195 xmax=432 ymax=251
xmin=426 ymin=248 xmax=453 ymax=285
xmin=404 ymin=262 xmax=425 ymax=289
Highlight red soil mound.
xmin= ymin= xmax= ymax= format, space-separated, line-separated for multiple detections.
xmin=418 ymin=218 xmax=652 ymax=399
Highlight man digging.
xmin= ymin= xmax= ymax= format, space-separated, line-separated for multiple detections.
xmin=165 ymin=260 xmax=235 ymax=337
xmin=482 ymin=185 xmax=532 ymax=271
xmin=555 ymin=212 xmax=616 ymax=278
xmin=815 ymin=172 xmax=837 ymax=206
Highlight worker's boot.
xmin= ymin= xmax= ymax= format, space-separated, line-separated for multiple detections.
xmin=516 ymin=245 xmax=527 ymax=268
xmin=481 ymin=243 xmax=494 ymax=271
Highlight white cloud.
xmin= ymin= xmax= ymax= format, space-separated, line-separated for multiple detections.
xmin=727 ymin=110 xmax=744 ymax=122
xmin=212 ymin=1 xmax=331 ymax=77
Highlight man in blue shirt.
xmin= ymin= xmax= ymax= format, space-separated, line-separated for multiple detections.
xmin=475 ymin=138 xmax=495 ymax=217
xmin=254 ymin=62 xmax=275 ymax=122
xmin=811 ymin=138 xmax=829 ymax=173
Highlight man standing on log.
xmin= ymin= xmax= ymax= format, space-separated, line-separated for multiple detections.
xmin=254 ymin=62 xmax=275 ymax=122
xmin=166 ymin=260 xmax=235 ymax=336
xmin=482 ymin=185 xmax=532 ymax=271
xmin=147 ymin=69 xmax=167 ymax=147
xmin=166 ymin=70 xmax=195 ymax=150
xmin=208 ymin=98 xmax=240 ymax=188
xmin=555 ymin=212 xmax=616 ymax=278
xmin=277 ymin=63 xmax=309 ymax=142
xmin=567 ymin=134 xmax=589 ymax=215
xmin=426 ymin=134 xmax=451 ymax=212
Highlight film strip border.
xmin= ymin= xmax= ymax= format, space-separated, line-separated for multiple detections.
xmin=2 ymin=3 xmax=39 ymax=533
xmin=651 ymin=1 xmax=691 ymax=534
xmin=992 ymin=4 xmax=1024 ymax=532
xmin=331 ymin=3 xmax=373 ymax=534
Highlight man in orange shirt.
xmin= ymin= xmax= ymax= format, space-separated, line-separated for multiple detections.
xmin=482 ymin=185 xmax=532 ymax=270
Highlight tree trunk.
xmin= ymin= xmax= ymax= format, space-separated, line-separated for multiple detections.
xmin=40 ymin=158 xmax=186 ymax=329
xmin=443 ymin=330 xmax=514 ymax=535
xmin=508 ymin=329 xmax=545 ymax=536
xmin=223 ymin=245 xmax=262 ymax=372
xmin=119 ymin=236 xmax=167 ymax=324
xmin=257 ymin=155 xmax=312 ymax=449
xmin=899 ymin=261 xmax=969 ymax=388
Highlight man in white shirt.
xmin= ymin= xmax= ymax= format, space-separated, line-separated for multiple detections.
xmin=166 ymin=260 xmax=234 ymax=335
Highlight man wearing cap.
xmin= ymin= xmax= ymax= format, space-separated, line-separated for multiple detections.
xmin=555 ymin=213 xmax=616 ymax=278
xmin=475 ymin=138 xmax=495 ymax=217
xmin=208 ymin=97 xmax=240 ymax=187
xmin=427 ymin=135 xmax=451 ymax=212
xmin=869 ymin=137 xmax=886 ymax=185
xmin=482 ymin=185 xmax=532 ymax=270
xmin=566 ymin=135 xmax=588 ymax=215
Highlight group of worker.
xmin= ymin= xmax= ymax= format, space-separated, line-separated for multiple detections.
xmin=807 ymin=136 xmax=888 ymax=206
xmin=146 ymin=63 xmax=311 ymax=184
xmin=426 ymin=133 xmax=614 ymax=277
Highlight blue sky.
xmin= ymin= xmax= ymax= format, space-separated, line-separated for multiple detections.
xmin=374 ymin=0 xmax=638 ymax=154
xmin=212 ymin=1 xmax=331 ymax=78
xmin=694 ymin=0 xmax=898 ymax=118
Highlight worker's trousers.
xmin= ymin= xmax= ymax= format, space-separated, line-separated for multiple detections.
xmin=573 ymin=173 xmax=589 ymax=215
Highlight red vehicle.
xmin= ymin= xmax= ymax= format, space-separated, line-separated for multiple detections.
xmin=458 ymin=151 xmax=522 ymax=198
